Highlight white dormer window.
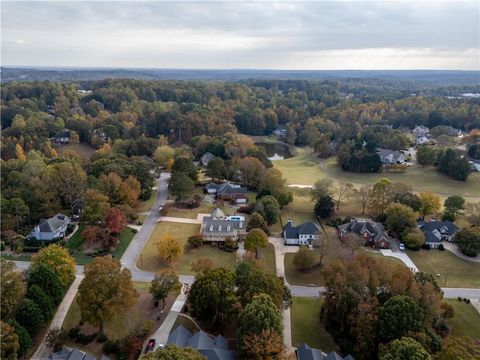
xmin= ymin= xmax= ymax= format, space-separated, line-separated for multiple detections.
xmin=239 ymin=222 xmax=243 ymax=228
xmin=227 ymin=225 xmax=231 ymax=232
xmin=209 ymin=225 xmax=213 ymax=231
xmin=218 ymin=225 xmax=222 ymax=232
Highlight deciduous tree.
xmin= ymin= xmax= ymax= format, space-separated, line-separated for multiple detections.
xmin=245 ymin=228 xmax=268 ymax=259
xmin=247 ymin=212 xmax=269 ymax=234
xmin=443 ymin=195 xmax=465 ymax=221
xmin=293 ymin=247 xmax=315 ymax=270
xmin=311 ymin=178 xmax=334 ymax=202
xmin=168 ymin=172 xmax=195 ymax=201
xmin=333 ymin=180 xmax=355 ymax=210
xmin=402 ymin=229 xmax=425 ymax=250
xmin=358 ymin=185 xmax=371 ymax=215
xmin=105 ymin=207 xmax=127 ymax=235
xmin=379 ymin=296 xmax=425 ymax=343
xmin=419 ymin=191 xmax=441 ymax=219
xmin=314 ymin=195 xmax=335 ymax=219
xmin=237 ymin=294 xmax=283 ymax=356
xmin=15 ymin=298 xmax=44 ymax=336
xmin=454 ymin=228 xmax=480 ymax=257
xmin=6 ymin=320 xmax=31 ymax=358
xmin=369 ymin=178 xmax=392 ymax=214
xmin=241 ymin=329 xmax=286 ymax=360
xmin=433 ymin=336 xmax=480 ymax=360
xmin=379 ymin=337 xmax=430 ymax=360
xmin=149 ymin=271 xmax=181 ymax=308
xmin=27 ymin=263 xmax=65 ymax=305
xmin=155 ymin=234 xmax=184 ymax=264
xmin=385 ymin=203 xmax=417 ymax=236
xmin=0 ymin=321 xmax=19 ymax=360
xmin=188 ymin=267 xmax=236 ymax=323
xmin=31 ymin=244 xmax=76 ymax=288
xmin=83 ymin=189 xmax=110 ymax=224
xmin=0 ymin=260 xmax=26 ymax=318
xmin=140 ymin=345 xmax=206 ymax=360
xmin=256 ymin=195 xmax=280 ymax=225
xmin=77 ymin=257 xmax=138 ymax=334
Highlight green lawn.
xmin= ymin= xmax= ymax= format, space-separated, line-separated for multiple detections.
xmin=291 ymin=297 xmax=339 ymax=352
xmin=264 ymin=244 xmax=276 ymax=275
xmin=407 ymin=249 xmax=480 ymax=288
xmin=66 ymin=224 xmax=85 ymax=251
xmin=285 ymin=252 xmax=326 ymax=286
xmin=271 ymin=195 xmax=315 ymax=233
xmin=1 ymin=254 xmax=32 ymax=262
xmin=446 ymin=299 xmax=480 ymax=338
xmin=273 ymin=153 xmax=480 ymax=200
xmin=137 ymin=222 xmax=236 ymax=274
xmin=166 ymin=202 xmax=216 ymax=219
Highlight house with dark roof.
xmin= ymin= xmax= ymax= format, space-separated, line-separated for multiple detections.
xmin=46 ymin=346 xmax=100 ymax=360
xmin=377 ymin=148 xmax=406 ymax=165
xmin=296 ymin=343 xmax=354 ymax=360
xmin=167 ymin=325 xmax=234 ymax=360
xmin=283 ymin=219 xmax=321 ymax=245
xmin=338 ymin=218 xmax=390 ymax=249
xmin=418 ymin=220 xmax=459 ymax=248
xmin=30 ymin=214 xmax=71 ymax=241
xmin=205 ymin=182 xmax=248 ymax=203
xmin=202 ymin=208 xmax=246 ymax=243
xmin=201 ymin=152 xmax=216 ymax=166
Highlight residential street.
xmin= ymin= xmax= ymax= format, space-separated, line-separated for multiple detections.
xmin=10 ymin=170 xmax=480 ymax=359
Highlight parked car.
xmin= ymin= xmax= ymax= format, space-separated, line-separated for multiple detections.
xmin=146 ymin=339 xmax=156 ymax=353
xmin=399 ymin=243 xmax=405 ymax=251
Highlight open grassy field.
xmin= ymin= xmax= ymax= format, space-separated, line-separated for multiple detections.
xmin=407 ymin=249 xmax=480 ymax=288
xmin=273 ymin=151 xmax=480 ymax=201
xmin=291 ymin=297 xmax=339 ymax=352
xmin=445 ymin=299 xmax=480 ymax=338
xmin=137 ymin=221 xmax=236 ymax=274
xmin=272 ymin=195 xmax=315 ymax=233
xmin=264 ymin=244 xmax=276 ymax=275
xmin=57 ymin=143 xmax=95 ymax=160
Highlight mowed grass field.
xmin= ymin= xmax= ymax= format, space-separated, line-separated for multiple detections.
xmin=291 ymin=297 xmax=339 ymax=353
xmin=137 ymin=221 xmax=236 ymax=274
xmin=57 ymin=143 xmax=95 ymax=160
xmin=445 ymin=299 xmax=480 ymax=338
xmin=273 ymin=151 xmax=480 ymax=200
xmin=407 ymin=250 xmax=480 ymax=288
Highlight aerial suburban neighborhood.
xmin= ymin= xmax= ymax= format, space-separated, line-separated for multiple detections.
xmin=1 ymin=1 xmax=480 ymax=360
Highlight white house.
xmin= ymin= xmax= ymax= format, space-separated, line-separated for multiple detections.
xmin=30 ymin=214 xmax=71 ymax=241
xmin=377 ymin=149 xmax=406 ymax=165
xmin=412 ymin=125 xmax=429 ymax=136
xmin=416 ymin=135 xmax=429 ymax=145
xmin=283 ymin=219 xmax=320 ymax=245
xmin=200 ymin=152 xmax=216 ymax=167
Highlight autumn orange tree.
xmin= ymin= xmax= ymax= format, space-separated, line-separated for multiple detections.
xmin=105 ymin=207 xmax=127 ymax=237
xmin=77 ymin=256 xmax=138 ymax=334
xmin=155 ymin=234 xmax=184 ymax=264
xmin=241 ymin=329 xmax=286 ymax=359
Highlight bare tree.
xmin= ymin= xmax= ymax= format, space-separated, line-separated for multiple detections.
xmin=333 ymin=180 xmax=355 ymax=210
xmin=358 ymin=185 xmax=371 ymax=215
xmin=343 ymin=233 xmax=363 ymax=255
xmin=465 ymin=202 xmax=480 ymax=226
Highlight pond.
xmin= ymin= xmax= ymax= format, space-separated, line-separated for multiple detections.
xmin=256 ymin=142 xmax=293 ymax=160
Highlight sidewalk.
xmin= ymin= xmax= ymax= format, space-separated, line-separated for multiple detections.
xmin=31 ymin=275 xmax=84 ymax=360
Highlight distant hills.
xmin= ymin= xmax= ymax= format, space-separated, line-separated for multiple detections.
xmin=1 ymin=67 xmax=479 ymax=85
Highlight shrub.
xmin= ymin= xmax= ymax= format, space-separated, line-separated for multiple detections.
xmin=26 ymin=285 xmax=54 ymax=321
xmin=458 ymin=297 xmax=462 ymax=301
xmin=421 ymin=243 xmax=431 ymax=250
xmin=69 ymin=327 xmax=80 ymax=339
xmin=132 ymin=228 xmax=138 ymax=233
xmin=16 ymin=298 xmax=44 ymax=335
xmin=103 ymin=340 xmax=120 ymax=354
xmin=402 ymin=229 xmax=425 ymax=250
xmin=97 ymin=333 xmax=108 ymax=343
xmin=159 ymin=207 xmax=169 ymax=216
xmin=293 ymin=247 xmax=316 ymax=271
xmin=75 ymin=332 xmax=96 ymax=345
xmin=438 ymin=244 xmax=445 ymax=251
xmin=326 ymin=217 xmax=344 ymax=227
xmin=223 ymin=237 xmax=238 ymax=251
xmin=188 ymin=234 xmax=203 ymax=248
xmin=7 ymin=320 xmax=32 ymax=357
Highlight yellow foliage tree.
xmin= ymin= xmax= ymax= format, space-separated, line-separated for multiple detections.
xmin=32 ymin=244 xmax=76 ymax=288
xmin=419 ymin=191 xmax=441 ymax=219
xmin=15 ymin=144 xmax=26 ymax=161
xmin=155 ymin=234 xmax=184 ymax=264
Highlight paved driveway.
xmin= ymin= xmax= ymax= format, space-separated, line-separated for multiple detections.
xmin=380 ymin=249 xmax=419 ymax=272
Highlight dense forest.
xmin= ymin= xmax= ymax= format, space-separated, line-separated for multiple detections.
xmin=1 ymin=78 xmax=479 ymax=232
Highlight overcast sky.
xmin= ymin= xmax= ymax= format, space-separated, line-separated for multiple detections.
xmin=1 ymin=1 xmax=479 ymax=70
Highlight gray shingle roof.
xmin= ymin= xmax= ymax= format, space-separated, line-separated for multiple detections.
xmin=296 ymin=343 xmax=324 ymax=360
xmin=38 ymin=214 xmax=71 ymax=232
xmin=201 ymin=152 xmax=216 ymax=164
xmin=167 ymin=325 xmax=234 ymax=360
xmin=419 ymin=220 xmax=459 ymax=243
xmin=216 ymin=183 xmax=248 ymax=195
xmin=202 ymin=217 xmax=245 ymax=235
xmin=283 ymin=220 xmax=320 ymax=239
xmin=338 ymin=219 xmax=388 ymax=244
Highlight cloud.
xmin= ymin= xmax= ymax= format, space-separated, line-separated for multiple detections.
xmin=1 ymin=1 xmax=479 ymax=69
